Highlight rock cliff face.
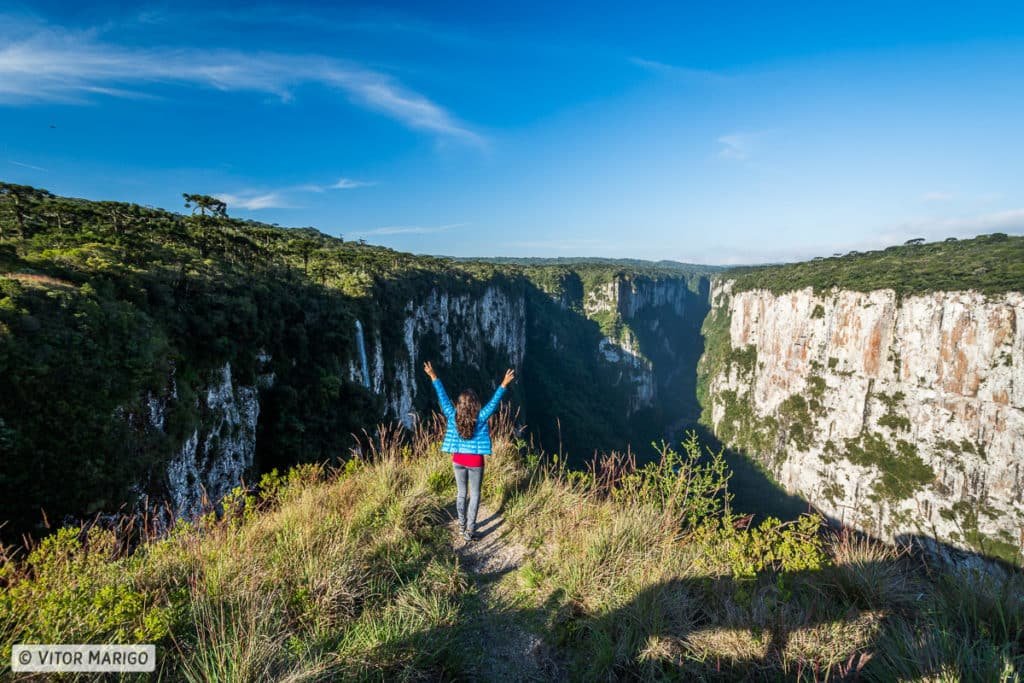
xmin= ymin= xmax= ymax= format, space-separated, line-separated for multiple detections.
xmin=350 ymin=285 xmax=528 ymax=427
xmin=583 ymin=274 xmax=710 ymax=417
xmin=140 ymin=272 xmax=707 ymax=526
xmin=702 ymin=280 xmax=1024 ymax=563
xmin=141 ymin=357 xmax=272 ymax=530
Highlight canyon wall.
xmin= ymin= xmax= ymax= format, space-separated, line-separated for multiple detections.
xmin=140 ymin=271 xmax=707 ymax=526
xmin=584 ymin=275 xmax=709 ymax=415
xmin=355 ymin=285 xmax=527 ymax=428
xmin=701 ymin=280 xmax=1024 ymax=565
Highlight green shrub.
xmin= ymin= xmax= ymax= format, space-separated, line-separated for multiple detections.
xmin=609 ymin=430 xmax=732 ymax=528
xmin=695 ymin=513 xmax=828 ymax=581
xmin=0 ymin=526 xmax=180 ymax=662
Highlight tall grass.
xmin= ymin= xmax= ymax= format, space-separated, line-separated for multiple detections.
xmin=1 ymin=409 xmax=1021 ymax=680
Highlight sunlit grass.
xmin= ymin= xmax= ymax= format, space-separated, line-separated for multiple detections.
xmin=1 ymin=410 xmax=1021 ymax=680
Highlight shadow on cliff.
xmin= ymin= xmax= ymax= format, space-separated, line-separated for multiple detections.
xmin=505 ymin=271 xmax=712 ymax=461
xmin=362 ymin=525 xmax=1023 ymax=681
xmin=598 ymin=275 xmax=814 ymax=525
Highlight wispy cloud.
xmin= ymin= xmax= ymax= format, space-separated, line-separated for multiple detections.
xmin=214 ymin=175 xmax=376 ymax=210
xmin=214 ymin=192 xmax=292 ymax=210
xmin=358 ymin=222 xmax=467 ymax=236
xmin=297 ymin=177 xmax=376 ymax=193
xmin=0 ymin=18 xmax=483 ymax=145
xmin=922 ymin=191 xmax=954 ymax=202
xmin=629 ymin=57 xmax=727 ymax=83
xmin=332 ymin=177 xmax=374 ymax=190
xmin=9 ymin=160 xmax=48 ymax=172
xmin=717 ymin=133 xmax=752 ymax=160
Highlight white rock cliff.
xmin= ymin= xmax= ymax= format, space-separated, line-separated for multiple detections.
xmin=705 ymin=280 xmax=1024 ymax=563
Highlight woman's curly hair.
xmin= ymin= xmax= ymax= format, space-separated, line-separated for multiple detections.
xmin=455 ymin=389 xmax=481 ymax=439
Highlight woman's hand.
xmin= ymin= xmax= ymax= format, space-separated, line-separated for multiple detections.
xmin=423 ymin=361 xmax=438 ymax=381
xmin=501 ymin=368 xmax=516 ymax=387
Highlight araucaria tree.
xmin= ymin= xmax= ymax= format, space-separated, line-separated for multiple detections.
xmin=182 ymin=193 xmax=228 ymax=218
xmin=0 ymin=183 xmax=52 ymax=239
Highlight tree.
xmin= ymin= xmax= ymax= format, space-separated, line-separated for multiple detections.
xmin=295 ymin=238 xmax=319 ymax=275
xmin=310 ymin=251 xmax=331 ymax=285
xmin=904 ymin=238 xmax=925 ymax=246
xmin=97 ymin=201 xmax=136 ymax=236
xmin=0 ymin=183 xmax=52 ymax=239
xmin=182 ymin=193 xmax=228 ymax=218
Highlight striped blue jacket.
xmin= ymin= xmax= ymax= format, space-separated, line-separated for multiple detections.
xmin=432 ymin=378 xmax=506 ymax=455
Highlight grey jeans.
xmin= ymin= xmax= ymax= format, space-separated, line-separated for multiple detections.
xmin=453 ymin=463 xmax=483 ymax=532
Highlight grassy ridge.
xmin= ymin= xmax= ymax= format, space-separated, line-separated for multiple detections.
xmin=2 ymin=415 xmax=1020 ymax=680
xmin=725 ymin=233 xmax=1024 ymax=295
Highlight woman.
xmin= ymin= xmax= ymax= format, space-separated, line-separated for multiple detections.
xmin=423 ymin=361 xmax=515 ymax=542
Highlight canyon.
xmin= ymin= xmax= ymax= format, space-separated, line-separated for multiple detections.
xmin=1 ymin=191 xmax=1021 ymax=568
xmin=143 ymin=270 xmax=710 ymax=526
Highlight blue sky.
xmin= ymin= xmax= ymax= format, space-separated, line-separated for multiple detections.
xmin=2 ymin=1 xmax=1023 ymax=264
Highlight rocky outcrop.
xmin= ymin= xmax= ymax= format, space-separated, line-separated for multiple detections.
xmin=140 ymin=357 xmax=273 ymax=529
xmin=598 ymin=330 xmax=655 ymax=413
xmin=585 ymin=275 xmax=701 ymax=319
xmin=163 ymin=362 xmax=262 ymax=522
xmin=585 ymin=274 xmax=710 ymax=417
xmin=703 ymin=280 xmax=1024 ymax=564
xmin=351 ymin=285 xmax=527 ymax=427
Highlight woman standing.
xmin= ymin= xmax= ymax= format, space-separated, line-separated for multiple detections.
xmin=423 ymin=361 xmax=515 ymax=541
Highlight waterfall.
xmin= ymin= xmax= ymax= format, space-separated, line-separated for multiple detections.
xmin=354 ymin=320 xmax=371 ymax=389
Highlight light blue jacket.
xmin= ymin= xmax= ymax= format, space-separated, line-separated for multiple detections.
xmin=432 ymin=378 xmax=506 ymax=455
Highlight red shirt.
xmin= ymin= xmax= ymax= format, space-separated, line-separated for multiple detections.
xmin=452 ymin=452 xmax=484 ymax=467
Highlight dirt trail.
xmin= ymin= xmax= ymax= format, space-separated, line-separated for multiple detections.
xmin=448 ymin=504 xmax=555 ymax=681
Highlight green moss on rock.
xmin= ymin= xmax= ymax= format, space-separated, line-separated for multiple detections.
xmin=844 ymin=433 xmax=934 ymax=501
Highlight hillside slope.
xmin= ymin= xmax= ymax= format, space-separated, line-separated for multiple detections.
xmin=2 ymin=418 xmax=1021 ymax=680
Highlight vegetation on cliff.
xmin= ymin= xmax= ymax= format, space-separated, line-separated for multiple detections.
xmin=0 ymin=184 xmax=698 ymax=540
xmin=696 ymin=261 xmax=1024 ymax=567
xmin=725 ymin=233 xmax=1024 ymax=295
xmin=0 ymin=184 xmax=402 ymax=538
xmin=2 ymin=416 xmax=1020 ymax=680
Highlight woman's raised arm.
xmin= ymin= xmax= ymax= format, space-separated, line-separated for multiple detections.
xmin=424 ymin=361 xmax=455 ymax=419
xmin=479 ymin=368 xmax=515 ymax=421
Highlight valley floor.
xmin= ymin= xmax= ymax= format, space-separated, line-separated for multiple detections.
xmin=2 ymin=416 xmax=1022 ymax=681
